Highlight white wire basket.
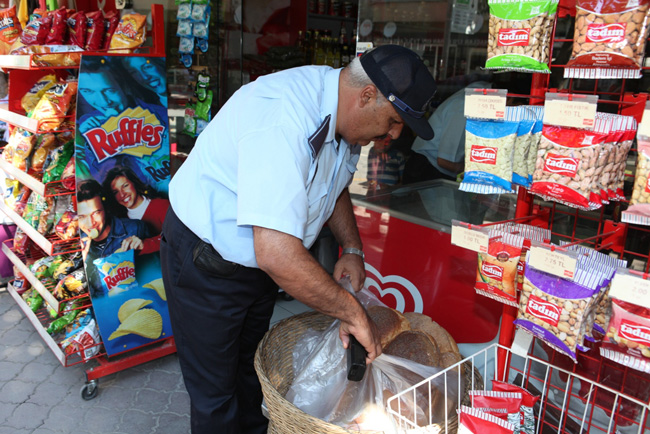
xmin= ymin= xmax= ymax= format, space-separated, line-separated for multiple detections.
xmin=386 ymin=343 xmax=650 ymax=434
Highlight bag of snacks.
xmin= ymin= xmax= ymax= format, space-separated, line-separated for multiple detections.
xmin=13 ymin=265 xmax=31 ymax=291
xmin=53 ymin=269 xmax=87 ymax=299
xmin=54 ymin=210 xmax=78 ymax=240
xmin=460 ymin=117 xmax=519 ymax=194
xmin=109 ymin=13 xmax=146 ymax=51
xmin=66 ymin=11 xmax=86 ymax=48
xmin=458 ymin=405 xmax=516 ymax=434
xmin=61 ymin=158 xmax=75 ymax=191
xmin=492 ymin=381 xmax=540 ymax=434
xmin=30 ymin=133 xmax=57 ymax=173
xmin=30 ymin=80 xmax=78 ymax=132
xmin=42 ymin=139 xmax=73 ymax=184
xmin=20 ymin=12 xmax=52 ymax=47
xmin=21 ymin=74 xmax=56 ymax=115
xmin=601 ymin=298 xmax=650 ymax=373
xmin=0 ymin=6 xmax=22 ymax=55
xmin=85 ymin=10 xmax=104 ymax=51
xmin=45 ymin=7 xmax=67 ymax=45
xmin=13 ymin=227 xmax=29 ymax=255
xmin=566 ymin=0 xmax=650 ymax=79
xmin=22 ymin=288 xmax=43 ymax=312
xmin=60 ymin=313 xmax=101 ymax=361
xmin=475 ymin=230 xmax=524 ymax=307
xmin=4 ymin=179 xmax=31 ymax=214
xmin=470 ymin=390 xmax=522 ymax=431
xmin=507 ymin=106 xmax=536 ymax=187
xmin=622 ymin=132 xmax=650 ymax=225
xmin=485 ymin=0 xmax=559 ymax=73
xmin=103 ymin=10 xmax=120 ymax=50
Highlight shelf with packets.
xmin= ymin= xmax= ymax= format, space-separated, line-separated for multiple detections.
xmin=0 ymin=103 xmax=75 ymax=135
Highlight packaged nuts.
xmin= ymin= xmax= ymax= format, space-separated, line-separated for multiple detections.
xmin=601 ymin=299 xmax=650 ymax=373
xmin=622 ymin=134 xmax=650 ymax=225
xmin=565 ymin=0 xmax=650 ymax=79
xmin=475 ymin=231 xmax=524 ymax=307
xmin=486 ymin=0 xmax=559 ymax=73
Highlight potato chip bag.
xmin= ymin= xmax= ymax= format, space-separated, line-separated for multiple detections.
xmin=66 ymin=11 xmax=86 ymax=48
xmin=103 ymin=10 xmax=119 ymax=50
xmin=30 ymin=81 xmax=78 ymax=132
xmin=13 ymin=227 xmax=29 ymax=255
xmin=31 ymin=133 xmax=57 ymax=173
xmin=85 ymin=10 xmax=103 ymax=50
xmin=20 ymin=12 xmax=51 ymax=46
xmin=42 ymin=139 xmax=73 ymax=184
xmin=21 ymin=74 xmax=56 ymax=115
xmin=3 ymin=179 xmax=31 ymax=214
xmin=53 ymin=269 xmax=87 ymax=299
xmin=45 ymin=7 xmax=67 ymax=45
xmin=61 ymin=157 xmax=75 ymax=191
xmin=54 ymin=210 xmax=78 ymax=240
xmin=0 ymin=6 xmax=22 ymax=55
xmin=13 ymin=265 xmax=31 ymax=291
xmin=93 ymin=249 xmax=139 ymax=295
xmin=109 ymin=13 xmax=146 ymax=51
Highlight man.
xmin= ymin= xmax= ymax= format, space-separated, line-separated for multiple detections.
xmin=161 ymin=45 xmax=437 ymax=434
xmin=405 ymin=81 xmax=491 ymax=183
xmin=77 ymin=179 xmax=151 ymax=297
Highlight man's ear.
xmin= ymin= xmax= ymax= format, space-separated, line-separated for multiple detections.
xmin=359 ymin=84 xmax=378 ymax=107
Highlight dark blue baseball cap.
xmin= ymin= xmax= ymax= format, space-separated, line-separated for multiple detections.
xmin=360 ymin=45 xmax=437 ymax=140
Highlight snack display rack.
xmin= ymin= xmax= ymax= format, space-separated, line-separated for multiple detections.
xmin=0 ymin=4 xmax=176 ymax=400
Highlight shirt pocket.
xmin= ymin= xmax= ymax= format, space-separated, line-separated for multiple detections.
xmin=306 ymin=181 xmax=328 ymax=230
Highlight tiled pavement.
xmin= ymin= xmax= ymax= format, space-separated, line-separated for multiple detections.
xmin=0 ymin=288 xmax=311 ymax=434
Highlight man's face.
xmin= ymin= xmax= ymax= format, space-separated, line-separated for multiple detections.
xmin=344 ymin=93 xmax=404 ymax=147
xmin=79 ymin=72 xmax=127 ymax=117
xmin=123 ymin=58 xmax=166 ymax=95
xmin=78 ymin=197 xmax=109 ymax=241
xmin=111 ymin=175 xmax=138 ymax=209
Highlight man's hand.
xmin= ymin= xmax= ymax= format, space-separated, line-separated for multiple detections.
xmin=80 ymin=236 xmax=91 ymax=261
xmin=333 ymin=253 xmax=366 ymax=292
xmin=78 ymin=116 xmax=108 ymax=135
xmin=120 ymin=236 xmax=144 ymax=252
xmin=339 ymin=311 xmax=382 ymax=364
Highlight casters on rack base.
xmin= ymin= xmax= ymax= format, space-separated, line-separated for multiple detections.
xmin=80 ymin=380 xmax=98 ymax=400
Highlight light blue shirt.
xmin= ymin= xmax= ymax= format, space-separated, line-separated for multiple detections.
xmin=412 ymin=82 xmax=490 ymax=178
xmin=169 ymin=66 xmax=360 ymax=268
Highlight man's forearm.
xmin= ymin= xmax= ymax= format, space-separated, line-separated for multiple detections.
xmin=326 ymin=188 xmax=362 ymax=250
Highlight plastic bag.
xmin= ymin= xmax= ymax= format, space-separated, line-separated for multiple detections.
xmin=285 ymin=283 xmax=460 ymax=430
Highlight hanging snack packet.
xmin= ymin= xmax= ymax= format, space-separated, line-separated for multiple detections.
xmin=22 ymin=192 xmax=43 ymax=229
xmin=12 ymin=129 xmax=36 ymax=172
xmin=30 ymin=81 xmax=78 ymax=132
xmin=177 ymin=3 xmax=191 ymax=20
xmin=522 ymin=105 xmax=544 ymax=184
xmin=622 ymin=133 xmax=650 ymax=225
xmin=45 ymin=7 xmax=67 ymax=45
xmin=66 ymin=11 xmax=86 ymax=48
xmin=52 ymin=269 xmax=87 ymax=299
xmin=0 ymin=6 xmax=22 ymax=55
xmin=485 ymin=0 xmax=559 ymax=73
xmin=492 ymin=381 xmax=540 ymax=434
xmin=601 ymin=298 xmax=650 ymax=373
xmin=476 ymin=231 xmax=524 ymax=307
xmin=13 ymin=265 xmax=31 ymax=291
xmin=566 ymin=0 xmax=650 ymax=79
xmin=60 ymin=314 xmax=101 ymax=362
xmin=61 ymin=158 xmax=75 ymax=191
xmin=93 ymin=249 xmax=139 ymax=296
xmin=470 ymin=390 xmax=522 ymax=431
xmin=4 ymin=179 xmax=31 ymax=215
xmin=20 ymin=12 xmax=52 ymax=46
xmin=54 ymin=210 xmax=78 ymax=240
xmin=42 ymin=139 xmax=73 ymax=184
xmin=13 ymin=227 xmax=29 ymax=255
xmin=460 ymin=118 xmax=519 ymax=194
xmin=506 ymin=106 xmax=536 ymax=187
xmin=613 ymin=116 xmax=637 ymax=200
xmin=21 ymin=74 xmax=56 ymax=115
xmin=85 ymin=10 xmax=104 ymax=51
xmin=102 ymin=10 xmax=120 ymax=50
xmin=31 ymin=256 xmax=55 ymax=280
xmin=36 ymin=195 xmax=55 ymax=235
xmin=30 ymin=133 xmax=57 ymax=173
xmin=458 ymin=405 xmax=516 ymax=434
xmin=22 ymin=288 xmax=43 ymax=312
xmin=109 ymin=13 xmax=146 ymax=51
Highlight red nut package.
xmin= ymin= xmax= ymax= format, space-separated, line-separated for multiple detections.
xmin=20 ymin=12 xmax=52 ymax=46
xmin=566 ymin=0 xmax=650 ymax=79
xmin=103 ymin=10 xmax=120 ymax=50
xmin=470 ymin=390 xmax=522 ymax=431
xmin=458 ymin=405 xmax=516 ymax=434
xmin=66 ymin=11 xmax=86 ymax=49
xmin=85 ymin=10 xmax=104 ymax=51
xmin=46 ymin=7 xmax=68 ymax=45
xmin=622 ymin=133 xmax=650 ymax=225
xmin=475 ymin=231 xmax=524 ymax=307
xmin=492 ymin=380 xmax=541 ymax=434
xmin=0 ymin=6 xmax=22 ymax=55
xmin=601 ymin=299 xmax=650 ymax=373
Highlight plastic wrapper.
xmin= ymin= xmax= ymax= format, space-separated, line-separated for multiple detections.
xmin=191 ymin=3 xmax=209 ymax=21
xmin=66 ymin=11 xmax=85 ymax=48
xmin=61 ymin=157 xmax=75 ymax=191
xmin=285 ymin=285 xmax=460 ymax=430
xmin=565 ymin=0 xmax=650 ymax=79
xmin=506 ymin=106 xmax=536 ymax=187
xmin=601 ymin=298 xmax=650 ymax=373
xmin=13 ymin=129 xmax=36 ymax=165
xmin=47 ymin=301 xmax=80 ymax=335
xmin=52 ymin=269 xmax=87 ymax=300
xmin=7 ymin=129 xmax=32 ymax=172
xmin=84 ymin=10 xmax=103 ymax=51
xmin=31 ymin=133 xmax=57 ymax=173
xmin=60 ymin=312 xmax=101 ymax=362
xmin=54 ymin=210 xmax=78 ymax=240
xmin=21 ymin=74 xmax=56 ymax=116
xmin=622 ymin=134 xmax=650 ymax=225
xmin=93 ymin=249 xmax=138 ymax=296
xmin=30 ymin=81 xmax=77 ymax=132
xmin=9 ymin=44 xmax=82 ymax=67
xmin=21 ymin=288 xmax=43 ymax=312
xmin=179 ymin=36 xmax=194 ymax=54
xmin=52 ymin=253 xmax=82 ymax=280
xmin=22 ymin=193 xmax=42 ymax=229
xmin=177 ymin=3 xmax=191 ymax=20
xmin=475 ymin=230 xmax=524 ymax=307
xmin=457 ymin=405 xmax=516 ymax=433
xmin=42 ymin=139 xmax=73 ymax=184
xmin=177 ymin=20 xmax=192 ymax=37
xmin=0 ymin=6 xmax=22 ymax=55
xmin=36 ymin=195 xmax=55 ymax=235
xmin=193 ymin=21 xmax=208 ymax=39
xmin=459 ymin=118 xmax=518 ymax=194
xmin=4 ymin=179 xmax=31 ymax=214
xmin=470 ymin=390 xmax=522 ymax=431
xmin=31 ymin=256 xmax=55 ymax=280
xmin=102 ymin=11 xmax=119 ymax=50
xmin=13 ymin=265 xmax=31 ymax=291
xmin=45 ymin=7 xmax=67 ymax=45
xmin=21 ymin=13 xmax=51 ymax=47
xmin=492 ymin=380 xmax=540 ymax=434
xmin=13 ymin=228 xmax=29 ymax=255
xmin=485 ymin=0 xmax=559 ymax=73
xmin=109 ymin=13 xmax=146 ymax=51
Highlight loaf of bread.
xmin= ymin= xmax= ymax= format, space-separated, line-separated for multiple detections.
xmin=384 ymin=330 xmax=441 ymax=367
xmin=367 ymin=305 xmax=411 ymax=348
xmin=403 ymin=311 xmax=460 ymax=357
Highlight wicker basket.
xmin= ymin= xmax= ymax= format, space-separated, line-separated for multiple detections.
xmin=255 ymin=311 xmax=482 ymax=433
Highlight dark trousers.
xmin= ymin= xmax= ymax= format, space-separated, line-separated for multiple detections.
xmin=160 ymin=207 xmax=278 ymax=434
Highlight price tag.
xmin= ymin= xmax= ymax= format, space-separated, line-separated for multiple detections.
xmin=451 ymin=225 xmax=489 ymax=253
xmin=464 ymin=89 xmax=507 ymax=120
xmin=543 ymin=93 xmax=597 ymax=130
xmin=638 ymin=101 xmax=650 ymax=138
xmin=528 ymin=246 xmax=577 ymax=279
xmin=610 ymin=272 xmax=650 ymax=309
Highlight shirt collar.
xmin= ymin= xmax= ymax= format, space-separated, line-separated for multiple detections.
xmin=321 ymin=68 xmax=340 ymax=146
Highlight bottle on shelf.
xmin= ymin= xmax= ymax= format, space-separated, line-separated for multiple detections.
xmin=339 ymin=25 xmax=350 ymax=67
xmin=304 ymin=30 xmax=313 ymax=65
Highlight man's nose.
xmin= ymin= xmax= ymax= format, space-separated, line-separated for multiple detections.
xmin=388 ymin=123 xmax=404 ymax=141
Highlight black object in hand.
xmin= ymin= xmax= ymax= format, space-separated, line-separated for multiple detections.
xmin=347 ymin=334 xmax=367 ymax=382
